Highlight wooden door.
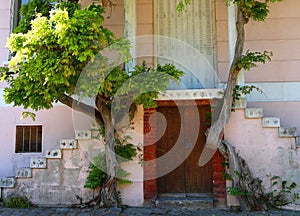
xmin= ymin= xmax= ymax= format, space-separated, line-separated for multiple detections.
xmin=156 ymin=103 xmax=212 ymax=196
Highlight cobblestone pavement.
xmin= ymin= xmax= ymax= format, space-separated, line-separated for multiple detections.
xmin=0 ymin=207 xmax=299 ymax=216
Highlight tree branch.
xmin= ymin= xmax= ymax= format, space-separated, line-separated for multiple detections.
xmin=58 ymin=94 xmax=104 ymax=127
xmin=199 ymin=6 xmax=247 ymax=166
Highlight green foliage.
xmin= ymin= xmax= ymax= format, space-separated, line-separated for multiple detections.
xmin=235 ymin=50 xmax=272 ymax=71
xmin=227 ymin=187 xmax=252 ymax=196
xmin=0 ymin=66 xmax=9 ymax=82
xmin=84 ymin=138 xmax=137 ymax=189
xmin=5 ymin=2 xmax=116 ymax=110
xmin=13 ymin=0 xmax=56 ymax=34
xmin=115 ymin=136 xmax=137 ymax=162
xmin=232 ymin=85 xmax=263 ymax=109
xmin=84 ymin=152 xmax=107 ymax=189
xmin=129 ymin=61 xmax=184 ymax=109
xmin=5 ymin=1 xmax=183 ymax=112
xmin=224 ymin=169 xmax=252 ymax=196
xmin=5 ymin=196 xmax=32 ymax=208
xmin=177 ymin=0 xmax=191 ymax=12
xmin=21 ymin=111 xmax=36 ymax=121
xmin=266 ymin=176 xmax=299 ymax=207
xmin=226 ymin=0 xmax=283 ymax=21
xmin=221 ymin=161 xmax=232 ymax=181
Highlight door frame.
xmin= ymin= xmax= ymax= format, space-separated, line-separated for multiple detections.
xmin=143 ymin=100 xmax=226 ymax=207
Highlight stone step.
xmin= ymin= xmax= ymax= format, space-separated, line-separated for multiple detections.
xmin=46 ymin=149 xmax=62 ymax=159
xmin=30 ymin=158 xmax=47 ymax=169
xmin=245 ymin=108 xmax=263 ymax=119
xmin=75 ymin=130 xmax=92 ymax=140
xmin=0 ymin=177 xmax=15 ymax=188
xmin=263 ymin=117 xmax=280 ymax=128
xmin=155 ymin=197 xmax=213 ymax=209
xmin=15 ymin=168 xmax=32 ymax=178
xmin=279 ymin=127 xmax=297 ymax=138
xmin=60 ymin=139 xmax=78 ymax=150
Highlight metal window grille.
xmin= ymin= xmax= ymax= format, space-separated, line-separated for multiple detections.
xmin=15 ymin=126 xmax=42 ymax=153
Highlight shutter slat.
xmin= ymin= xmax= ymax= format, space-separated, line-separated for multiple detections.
xmin=155 ymin=0 xmax=216 ymax=89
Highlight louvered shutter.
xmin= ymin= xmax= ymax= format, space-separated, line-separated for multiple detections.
xmin=155 ymin=0 xmax=216 ymax=89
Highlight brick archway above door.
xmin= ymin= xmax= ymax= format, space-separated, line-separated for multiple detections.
xmin=143 ymin=100 xmax=226 ymax=207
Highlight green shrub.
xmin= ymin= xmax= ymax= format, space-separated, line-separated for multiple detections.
xmin=5 ymin=196 xmax=32 ymax=208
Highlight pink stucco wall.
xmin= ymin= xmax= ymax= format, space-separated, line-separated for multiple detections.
xmin=217 ymin=0 xmax=300 ymax=83
xmin=248 ymin=101 xmax=300 ymax=130
xmin=0 ymin=106 xmax=76 ymax=177
xmin=225 ymin=109 xmax=300 ymax=204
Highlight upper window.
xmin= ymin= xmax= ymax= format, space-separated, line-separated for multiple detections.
xmin=155 ymin=0 xmax=216 ymax=89
xmin=15 ymin=125 xmax=42 ymax=153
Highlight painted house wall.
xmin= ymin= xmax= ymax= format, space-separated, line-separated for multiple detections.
xmin=0 ymin=1 xmax=87 ymax=178
xmin=217 ymin=0 xmax=300 ymax=129
xmin=0 ymin=0 xmax=143 ymax=206
xmin=2 ymin=0 xmax=300 ymax=208
xmin=0 ymin=106 xmax=77 ymax=177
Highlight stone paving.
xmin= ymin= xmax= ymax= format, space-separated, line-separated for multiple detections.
xmin=0 ymin=207 xmax=299 ymax=216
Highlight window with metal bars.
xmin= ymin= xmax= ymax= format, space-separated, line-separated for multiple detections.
xmin=15 ymin=125 xmax=42 ymax=153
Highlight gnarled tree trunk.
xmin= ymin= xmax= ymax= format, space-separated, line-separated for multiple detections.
xmin=200 ymin=6 xmax=247 ymax=166
xmin=200 ymin=6 xmax=272 ymax=211
xmin=96 ymin=95 xmax=120 ymax=207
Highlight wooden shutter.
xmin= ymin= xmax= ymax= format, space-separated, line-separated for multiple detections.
xmin=155 ymin=0 xmax=216 ymax=89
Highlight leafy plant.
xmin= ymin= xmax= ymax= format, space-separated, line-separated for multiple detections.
xmin=84 ymin=137 xmax=137 ymax=189
xmin=223 ymin=168 xmax=252 ymax=196
xmin=266 ymin=176 xmax=299 ymax=207
xmin=4 ymin=196 xmax=32 ymax=208
xmin=227 ymin=187 xmax=251 ymax=196
xmin=232 ymin=85 xmax=263 ymax=109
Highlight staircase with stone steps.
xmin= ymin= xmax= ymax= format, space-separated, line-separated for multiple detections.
xmin=226 ymin=100 xmax=300 ymax=203
xmin=0 ymin=130 xmax=99 ymax=206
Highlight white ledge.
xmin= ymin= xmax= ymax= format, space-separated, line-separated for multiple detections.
xmin=158 ymin=89 xmax=224 ymax=101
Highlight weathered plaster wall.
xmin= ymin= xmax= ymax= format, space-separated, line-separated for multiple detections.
xmin=225 ymin=109 xmax=300 ymax=205
xmin=2 ymin=106 xmax=144 ymax=207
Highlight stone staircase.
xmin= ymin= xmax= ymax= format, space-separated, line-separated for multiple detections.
xmin=244 ymin=107 xmax=298 ymax=139
xmin=225 ymin=100 xmax=300 ymax=201
xmin=0 ymin=129 xmax=98 ymax=206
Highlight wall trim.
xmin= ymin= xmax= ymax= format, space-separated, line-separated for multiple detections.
xmin=245 ymin=82 xmax=300 ymax=102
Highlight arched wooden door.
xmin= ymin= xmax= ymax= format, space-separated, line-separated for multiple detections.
xmin=156 ymin=101 xmax=212 ymax=197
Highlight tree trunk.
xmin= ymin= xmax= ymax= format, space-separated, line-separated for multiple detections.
xmin=200 ymin=7 xmax=248 ymax=167
xmin=199 ymin=5 xmax=271 ymax=211
xmin=96 ymin=96 xmax=120 ymax=207
xmin=98 ymin=121 xmax=120 ymax=207
xmin=219 ymin=140 xmax=269 ymax=211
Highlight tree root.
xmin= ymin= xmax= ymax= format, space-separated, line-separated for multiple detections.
xmin=220 ymin=140 xmax=269 ymax=211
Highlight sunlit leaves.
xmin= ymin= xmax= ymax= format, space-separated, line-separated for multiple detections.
xmin=235 ymin=50 xmax=272 ymax=71
xmin=5 ymin=3 xmax=115 ymax=110
xmin=226 ymin=0 xmax=283 ymax=21
xmin=177 ymin=0 xmax=191 ymax=12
